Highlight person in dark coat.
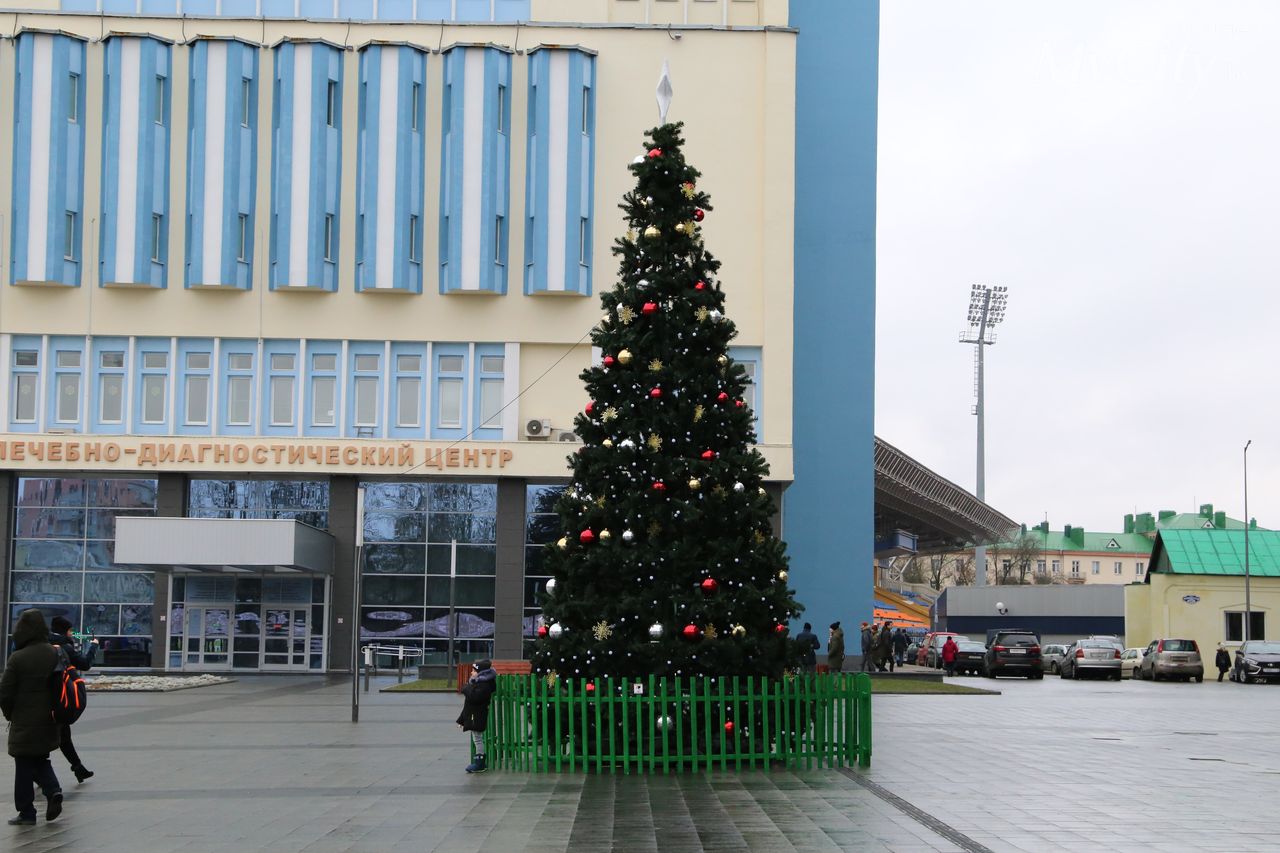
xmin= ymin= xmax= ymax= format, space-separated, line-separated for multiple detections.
xmin=48 ymin=616 xmax=97 ymax=783
xmin=827 ymin=622 xmax=845 ymax=673
xmin=1 ymin=609 xmax=63 ymax=825
xmin=860 ymin=622 xmax=873 ymax=672
xmin=794 ymin=623 xmax=820 ymax=674
xmin=457 ymin=659 xmax=497 ymax=773
xmin=877 ymin=623 xmax=895 ymax=672
xmin=892 ymin=628 xmax=910 ymax=666
xmin=1216 ymin=643 xmax=1232 ymax=682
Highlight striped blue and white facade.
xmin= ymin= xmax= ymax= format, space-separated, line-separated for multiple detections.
xmin=10 ymin=32 xmax=87 ymax=287
xmin=355 ymin=44 xmax=427 ymax=293
xmin=269 ymin=40 xmax=344 ymax=291
xmin=523 ymin=47 xmax=596 ymax=296
xmin=99 ymin=36 xmax=172 ymax=288
xmin=184 ymin=38 xmax=259 ymax=289
xmin=438 ymin=45 xmax=511 ymax=295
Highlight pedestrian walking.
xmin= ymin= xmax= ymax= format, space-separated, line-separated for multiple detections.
xmin=48 ymin=617 xmax=96 ymax=783
xmin=1216 ymin=643 xmax=1231 ymax=682
xmin=941 ymin=636 xmax=958 ymax=677
xmin=878 ymin=623 xmax=895 ymax=672
xmin=893 ymin=628 xmax=909 ymax=667
xmin=457 ymin=658 xmax=497 ymax=773
xmin=860 ymin=622 xmax=873 ymax=672
xmin=0 ymin=609 xmax=64 ymax=826
xmin=827 ymin=622 xmax=845 ymax=673
xmin=794 ymin=623 xmax=820 ymax=674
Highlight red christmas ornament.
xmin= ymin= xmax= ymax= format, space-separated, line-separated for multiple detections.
xmin=603 ymin=355 xmax=616 ymax=368
xmin=642 ymin=302 xmax=658 ymax=315
xmin=579 ymin=529 xmax=596 ymax=544
xmin=735 ymin=400 xmax=745 ymax=409
xmin=648 ymin=148 xmax=663 ymax=159
xmin=537 ymin=625 xmax=548 ymax=638
xmin=585 ymin=682 xmax=596 ymax=693
xmin=717 ymin=392 xmax=729 ymax=402
xmin=724 ymin=721 xmax=735 ymax=735
xmin=653 ymin=481 xmax=666 ymax=492
xmin=694 ymin=209 xmax=705 ymax=222
xmin=682 ymin=624 xmax=700 ymax=640
xmin=700 ymin=577 xmax=719 ymax=596
xmin=774 ymin=623 xmax=788 ymax=635
xmin=695 ymin=281 xmax=707 ymax=291
xmin=585 ymin=401 xmax=595 ymax=415
xmin=649 ymin=387 xmax=662 ymax=399
xmin=701 ymin=450 xmax=715 ymax=460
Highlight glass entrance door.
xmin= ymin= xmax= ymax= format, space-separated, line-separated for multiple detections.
xmin=184 ymin=607 xmax=232 ymax=670
xmin=263 ymin=607 xmax=309 ymax=670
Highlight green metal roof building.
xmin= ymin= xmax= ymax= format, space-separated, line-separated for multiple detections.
xmin=1148 ymin=529 xmax=1280 ymax=577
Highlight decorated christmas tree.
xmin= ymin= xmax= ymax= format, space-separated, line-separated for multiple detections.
xmin=531 ymin=122 xmax=802 ymax=682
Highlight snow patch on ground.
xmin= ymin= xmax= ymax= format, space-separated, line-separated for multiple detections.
xmin=86 ymin=674 xmax=234 ymax=692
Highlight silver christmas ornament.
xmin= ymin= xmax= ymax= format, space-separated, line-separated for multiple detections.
xmin=545 ymin=578 xmax=557 ymax=595
xmin=622 ymin=529 xmax=635 ymax=542
xmin=648 ymin=622 xmax=664 ymax=640
xmin=733 ymin=482 xmax=745 ymax=493
xmin=549 ymin=623 xmax=564 ymax=639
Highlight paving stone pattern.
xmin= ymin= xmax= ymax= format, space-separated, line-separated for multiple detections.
xmin=1 ymin=672 xmax=1275 ymax=852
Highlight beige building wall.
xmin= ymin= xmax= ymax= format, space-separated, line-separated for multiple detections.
xmin=1126 ymin=574 xmax=1279 ymax=652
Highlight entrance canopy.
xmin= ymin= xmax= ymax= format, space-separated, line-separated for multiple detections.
xmin=115 ymin=518 xmax=334 ymax=574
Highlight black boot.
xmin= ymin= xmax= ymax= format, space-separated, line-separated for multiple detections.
xmin=46 ymin=791 xmax=63 ymax=822
xmin=74 ymin=766 xmax=94 ymax=783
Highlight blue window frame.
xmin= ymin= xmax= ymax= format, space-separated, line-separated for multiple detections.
xmin=262 ymin=341 xmax=300 ymax=435
xmin=10 ymin=337 xmax=41 ymax=432
xmin=389 ymin=343 xmax=427 ymax=440
xmin=472 ymin=345 xmax=504 ymax=440
xmin=49 ymin=337 xmax=86 ymax=430
xmin=220 ymin=342 xmax=257 ymax=434
xmin=176 ymin=339 xmax=214 ymax=435
xmin=431 ymin=344 xmax=467 ymax=439
xmin=134 ymin=340 xmax=171 ymax=434
xmin=347 ymin=343 xmax=383 ymax=437
xmin=728 ymin=346 xmax=762 ymax=442
xmin=90 ymin=337 xmax=129 ymax=434
xmin=304 ymin=342 xmax=341 ymax=437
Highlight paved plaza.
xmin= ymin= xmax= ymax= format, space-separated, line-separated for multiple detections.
xmin=1 ymin=672 xmax=1277 ymax=852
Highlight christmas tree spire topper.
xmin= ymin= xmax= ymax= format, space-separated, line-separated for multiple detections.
xmin=656 ymin=59 xmax=674 ymax=123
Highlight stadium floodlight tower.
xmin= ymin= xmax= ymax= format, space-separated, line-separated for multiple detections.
xmin=959 ymin=285 xmax=1009 ymax=587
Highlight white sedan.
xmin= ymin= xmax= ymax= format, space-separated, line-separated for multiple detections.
xmin=1120 ymin=647 xmax=1146 ymax=678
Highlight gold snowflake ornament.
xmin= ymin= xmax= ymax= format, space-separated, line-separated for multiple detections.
xmin=693 ymin=404 xmax=705 ymax=423
xmin=545 ymin=672 xmax=559 ymax=688
xmin=592 ymin=621 xmax=613 ymax=641
xmin=648 ymin=359 xmax=664 ymax=372
xmin=602 ymin=406 xmax=618 ymax=422
xmin=695 ymin=307 xmax=710 ymax=322
xmin=618 ymin=305 xmax=636 ymax=325
xmin=647 ymin=433 xmax=663 ymax=451
xmin=681 ymin=182 xmax=696 ymax=199
xmin=704 ymin=624 xmax=718 ymax=640
xmin=647 ymin=521 xmax=662 ymax=538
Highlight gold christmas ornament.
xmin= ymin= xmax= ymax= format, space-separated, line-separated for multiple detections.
xmin=712 ymin=485 xmax=727 ymax=497
xmin=592 ymin=621 xmax=613 ymax=641
xmin=545 ymin=672 xmax=559 ymax=687
xmin=557 ymin=537 xmax=568 ymax=550
xmin=648 ymin=359 xmax=664 ymax=372
xmin=618 ymin=306 xmax=636 ymax=325
xmin=674 ymin=222 xmax=688 ymax=234
xmin=753 ymin=530 xmax=766 ymax=544
xmin=647 ymin=433 xmax=663 ymax=451
xmin=695 ymin=307 xmax=710 ymax=322
xmin=617 ymin=349 xmax=634 ymax=365
xmin=602 ymin=406 xmax=619 ymax=422
xmin=599 ymin=528 xmax=612 ymax=542
xmin=602 ymin=438 xmax=615 ymax=448
xmin=717 ymin=355 xmax=729 ymax=368
xmin=693 ymin=404 xmax=705 ymax=423
xmin=731 ymin=624 xmax=747 ymax=638
xmin=682 ymin=220 xmax=696 ymax=234
xmin=688 ymin=478 xmax=701 ymax=490
xmin=647 ymin=521 xmax=663 ymax=538
xmin=778 ymin=570 xmax=789 ymax=583
xmin=704 ymin=624 xmax=719 ymax=640
xmin=644 ymin=225 xmax=660 ymax=238
xmin=681 ymin=181 xmax=697 ymax=199
xmin=595 ymin=496 xmax=607 ymax=508
xmin=758 ymin=487 xmax=766 ymax=496
xmin=626 ymin=229 xmax=638 ymax=242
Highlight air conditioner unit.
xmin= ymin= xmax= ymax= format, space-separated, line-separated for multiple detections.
xmin=557 ymin=431 xmax=580 ymax=443
xmin=525 ymin=418 xmax=552 ymax=439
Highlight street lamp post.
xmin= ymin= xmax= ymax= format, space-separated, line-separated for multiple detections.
xmin=959 ymin=285 xmax=1009 ymax=587
xmin=1245 ymin=440 xmax=1252 ymax=643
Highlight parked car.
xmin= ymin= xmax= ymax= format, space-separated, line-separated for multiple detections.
xmin=1120 ymin=648 xmax=1146 ymax=678
xmin=1136 ymin=638 xmax=1204 ymax=682
xmin=905 ymin=641 xmax=920 ymax=663
xmin=925 ymin=633 xmax=963 ymax=668
xmin=916 ymin=632 xmax=959 ymax=667
xmin=1231 ymin=641 xmax=1280 ymax=684
xmin=1058 ymin=639 xmax=1122 ymax=680
xmin=1041 ymin=644 xmax=1068 ymax=674
xmin=952 ymin=639 xmax=987 ymax=675
xmin=983 ymin=630 xmax=1043 ymax=679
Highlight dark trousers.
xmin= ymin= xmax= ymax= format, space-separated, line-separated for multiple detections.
xmin=59 ymin=725 xmax=83 ymax=771
xmin=13 ymin=755 xmax=59 ymax=820
xmin=1218 ymin=668 xmax=1228 ymax=682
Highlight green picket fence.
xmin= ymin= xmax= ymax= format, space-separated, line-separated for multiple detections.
xmin=484 ymin=672 xmax=872 ymax=773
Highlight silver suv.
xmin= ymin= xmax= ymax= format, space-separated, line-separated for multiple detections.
xmin=1136 ymin=638 xmax=1204 ymax=682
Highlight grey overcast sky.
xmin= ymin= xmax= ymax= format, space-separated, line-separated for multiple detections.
xmin=875 ymin=1 xmax=1280 ymax=534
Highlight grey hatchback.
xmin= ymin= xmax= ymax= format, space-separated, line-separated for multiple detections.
xmin=1136 ymin=638 xmax=1204 ymax=682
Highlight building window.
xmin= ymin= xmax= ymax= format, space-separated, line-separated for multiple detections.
xmin=140 ymin=352 xmax=168 ymax=425
xmin=310 ymin=353 xmax=337 ymax=427
xmin=478 ymin=355 xmax=503 ymax=428
xmin=395 ymin=354 xmax=422 ymax=429
xmin=269 ymin=354 xmax=296 ymax=427
xmin=241 ymin=78 xmax=252 ymax=127
xmin=353 ymin=354 xmax=379 ymax=429
xmin=1036 ymin=560 xmax=1046 ymax=575
xmin=326 ymin=80 xmax=338 ymax=128
xmin=323 ymin=215 xmax=334 ymax=263
xmin=436 ymin=354 xmax=464 ymax=430
xmin=582 ymin=87 xmax=591 ymax=134
xmin=13 ymin=350 xmax=39 ymax=424
xmin=1136 ymin=561 xmax=1145 ymax=576
xmin=151 ymin=215 xmax=164 ymax=263
xmin=579 ymin=218 xmax=588 ymax=265
xmin=237 ymin=214 xmax=249 ymax=262
xmin=55 ymin=350 xmax=81 ymax=424
xmin=154 ymin=75 xmax=165 ymax=125
xmin=1091 ymin=561 xmax=1100 ymax=575
xmin=494 ymin=216 xmax=505 ymax=265
xmin=68 ymin=73 xmax=79 ymax=122
xmin=184 ymin=352 xmax=211 ymax=426
xmin=1114 ymin=561 xmax=1123 ymax=575
xmin=409 ymin=216 xmax=420 ymax=262
xmin=99 ymin=351 xmax=125 ymax=424
xmin=226 ymin=353 xmax=254 ymax=427
xmin=496 ymin=84 xmax=506 ymax=133
xmin=1071 ymin=560 xmax=1080 ymax=575
xmin=1051 ymin=560 xmax=1061 ymax=574
xmin=64 ymin=213 xmax=77 ymax=260
xmin=1225 ymin=611 xmax=1266 ymax=643
xmin=411 ymin=82 xmax=421 ymax=131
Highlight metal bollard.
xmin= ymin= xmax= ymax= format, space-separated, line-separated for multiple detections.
xmin=397 ymin=646 xmax=405 ymax=683
xmin=363 ymin=645 xmax=373 ymax=692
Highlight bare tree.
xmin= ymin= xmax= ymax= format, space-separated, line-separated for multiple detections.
xmin=1009 ymin=534 xmax=1042 ymax=585
xmin=952 ymin=554 xmax=976 ymax=586
xmin=901 ymin=556 xmax=928 ymax=586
